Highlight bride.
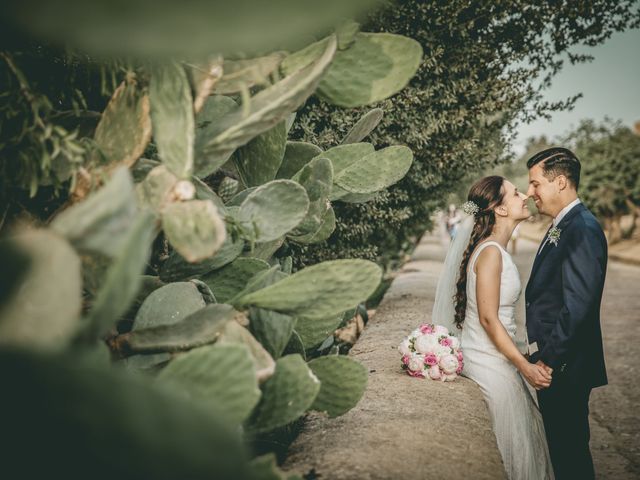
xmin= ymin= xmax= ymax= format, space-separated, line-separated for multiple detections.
xmin=433 ymin=176 xmax=554 ymax=480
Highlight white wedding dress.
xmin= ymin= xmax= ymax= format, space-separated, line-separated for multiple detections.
xmin=461 ymin=241 xmax=554 ymax=480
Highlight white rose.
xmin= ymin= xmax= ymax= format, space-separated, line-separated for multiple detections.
xmin=439 ymin=354 xmax=459 ymax=374
xmin=449 ymin=335 xmax=460 ymax=350
xmin=415 ymin=334 xmax=438 ymax=354
xmin=428 ymin=365 xmax=441 ymax=380
xmin=435 ymin=344 xmax=452 ymax=358
xmin=398 ymin=339 xmax=411 ymax=356
xmin=434 ymin=325 xmax=450 ymax=336
xmin=408 ymin=354 xmax=426 ymax=373
xmin=442 ymin=373 xmax=458 ymax=382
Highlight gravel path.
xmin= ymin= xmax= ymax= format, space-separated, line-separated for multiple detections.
xmin=282 ymin=228 xmax=640 ymax=479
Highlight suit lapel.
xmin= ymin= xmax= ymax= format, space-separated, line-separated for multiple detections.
xmin=527 ymin=203 xmax=586 ymax=296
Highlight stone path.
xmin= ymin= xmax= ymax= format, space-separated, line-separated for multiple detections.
xmin=283 ymin=227 xmax=640 ymax=479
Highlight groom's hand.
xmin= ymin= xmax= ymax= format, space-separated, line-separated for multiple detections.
xmin=536 ymin=360 xmax=553 ymax=375
xmin=521 ymin=362 xmax=553 ymax=390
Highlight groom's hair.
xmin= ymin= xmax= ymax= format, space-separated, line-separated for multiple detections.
xmin=526 ymin=147 xmax=581 ymax=190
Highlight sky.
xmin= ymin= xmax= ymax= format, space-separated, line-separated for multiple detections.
xmin=511 ymin=27 xmax=640 ymax=157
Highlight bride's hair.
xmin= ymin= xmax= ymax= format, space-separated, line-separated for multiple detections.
xmin=453 ymin=176 xmax=505 ymax=329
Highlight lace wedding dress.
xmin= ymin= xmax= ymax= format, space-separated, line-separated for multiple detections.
xmin=461 ymin=241 xmax=554 ymax=480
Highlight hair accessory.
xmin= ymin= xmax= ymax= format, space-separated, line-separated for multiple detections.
xmin=462 ymin=201 xmax=480 ymax=216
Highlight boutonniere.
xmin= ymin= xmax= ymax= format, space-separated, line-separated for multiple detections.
xmin=548 ymin=226 xmax=562 ymax=246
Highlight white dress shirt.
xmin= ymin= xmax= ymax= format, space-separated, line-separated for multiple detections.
xmin=537 ymin=198 xmax=582 ymax=255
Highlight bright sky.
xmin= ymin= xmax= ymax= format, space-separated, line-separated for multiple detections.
xmin=512 ymin=27 xmax=640 ymax=156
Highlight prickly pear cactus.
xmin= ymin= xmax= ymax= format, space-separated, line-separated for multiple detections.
xmin=218 ymin=177 xmax=240 ymax=203
xmin=245 ymin=354 xmax=320 ymax=433
xmin=341 ymin=108 xmax=384 ymax=144
xmin=308 ymin=356 xmax=368 ymax=417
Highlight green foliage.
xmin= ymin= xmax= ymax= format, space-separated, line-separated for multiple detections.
xmin=156 ymin=343 xmax=261 ymax=424
xmin=245 ymin=354 xmax=320 ymax=433
xmin=0 ymin=349 xmax=250 ymax=479
xmin=0 ymin=230 xmax=82 ymax=350
xmin=566 ymin=120 xmax=640 ymax=241
xmin=288 ymin=0 xmax=640 ymax=270
xmin=308 ymin=356 xmax=368 ymax=417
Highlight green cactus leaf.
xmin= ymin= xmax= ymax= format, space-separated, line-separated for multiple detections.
xmin=339 ymin=192 xmax=378 ymax=203
xmin=218 ymin=320 xmax=276 ymax=383
xmin=287 ymin=205 xmax=336 ymax=244
xmin=159 ymin=234 xmax=244 ymax=282
xmin=123 ymin=352 xmax=172 ymax=373
xmin=157 ymin=343 xmax=261 ymax=424
xmin=161 ymin=200 xmax=226 ymax=263
xmin=201 ymin=257 xmax=270 ymax=303
xmin=341 ymin=108 xmax=384 ymax=144
xmin=249 ymin=453 xmax=302 ymax=480
xmin=334 ymin=145 xmax=413 ymax=194
xmin=135 ymin=165 xmax=179 ymax=213
xmin=0 ymin=350 xmax=250 ymax=479
xmin=275 ymin=141 xmax=323 ymax=179
xmin=123 ymin=303 xmax=238 ymax=354
xmin=193 ymin=95 xmax=239 ymax=178
xmin=217 ymin=177 xmax=239 ymax=203
xmin=289 ymin=157 xmax=332 ymax=236
xmin=283 ymin=329 xmax=306 ymax=360
xmin=245 ymin=237 xmax=285 ymax=261
xmin=0 ymin=230 xmax=82 ymax=350
xmin=234 ymin=121 xmax=287 ymax=187
xmin=234 ymin=259 xmax=381 ymax=319
xmin=233 ymin=265 xmax=288 ymax=301
xmin=238 ymin=180 xmax=309 ymax=242
xmin=187 ymin=57 xmax=223 ymax=114
xmin=226 ymin=186 xmax=257 ymax=206
xmin=200 ymin=36 xmax=336 ymax=164
xmin=82 ymin=211 xmax=157 ymax=340
xmin=315 ymin=142 xmax=374 ymax=178
xmin=248 ymin=307 xmax=295 ymax=359
xmin=192 ymin=176 xmax=227 ymax=213
xmin=133 ymin=282 xmax=206 ymax=330
xmin=131 ymin=157 xmax=161 ymax=182
xmin=91 ymin=78 xmax=151 ymax=168
xmin=308 ymin=356 xmax=367 ymax=417
xmin=215 ymin=53 xmax=286 ymax=94
xmin=245 ymin=354 xmax=320 ymax=433
xmin=150 ymin=62 xmax=195 ymax=179
xmin=282 ymin=33 xmax=422 ymax=107
xmin=52 ymin=167 xmax=138 ymax=258
xmin=294 ymin=314 xmax=342 ymax=351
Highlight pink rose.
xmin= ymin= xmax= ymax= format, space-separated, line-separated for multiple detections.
xmin=408 ymin=369 xmax=425 ymax=379
xmin=428 ymin=365 xmax=441 ymax=380
xmin=439 ymin=337 xmax=453 ymax=347
xmin=456 ymin=359 xmax=464 ymax=374
xmin=424 ymin=353 xmax=438 ymax=366
xmin=456 ymin=350 xmax=464 ymax=362
xmin=420 ymin=324 xmax=434 ymax=334
xmin=402 ymin=354 xmax=410 ymax=366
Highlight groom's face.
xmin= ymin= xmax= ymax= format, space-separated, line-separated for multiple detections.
xmin=527 ymin=162 xmax=558 ymax=216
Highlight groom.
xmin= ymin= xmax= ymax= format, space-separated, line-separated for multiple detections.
xmin=524 ymin=147 xmax=608 ymax=480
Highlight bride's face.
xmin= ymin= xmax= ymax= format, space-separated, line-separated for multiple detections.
xmin=499 ymin=180 xmax=530 ymax=221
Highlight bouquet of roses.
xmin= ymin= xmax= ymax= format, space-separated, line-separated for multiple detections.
xmin=398 ymin=323 xmax=464 ymax=381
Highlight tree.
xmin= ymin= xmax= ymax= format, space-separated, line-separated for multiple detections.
xmin=565 ymin=119 xmax=640 ymax=243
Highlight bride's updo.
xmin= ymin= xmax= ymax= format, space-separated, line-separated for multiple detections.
xmin=453 ymin=176 xmax=505 ymax=329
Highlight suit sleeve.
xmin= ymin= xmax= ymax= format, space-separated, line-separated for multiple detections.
xmin=539 ymin=222 xmax=606 ymax=369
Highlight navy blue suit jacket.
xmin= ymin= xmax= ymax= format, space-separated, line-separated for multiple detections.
xmin=525 ymin=203 xmax=608 ymax=389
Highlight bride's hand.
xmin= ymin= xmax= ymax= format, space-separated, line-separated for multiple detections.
xmin=520 ymin=362 xmax=552 ymax=390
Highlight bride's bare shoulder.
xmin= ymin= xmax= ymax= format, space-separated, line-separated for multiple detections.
xmin=472 ymin=242 xmax=503 ymax=275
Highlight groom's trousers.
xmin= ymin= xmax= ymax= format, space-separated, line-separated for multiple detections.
xmin=537 ymin=380 xmax=595 ymax=480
